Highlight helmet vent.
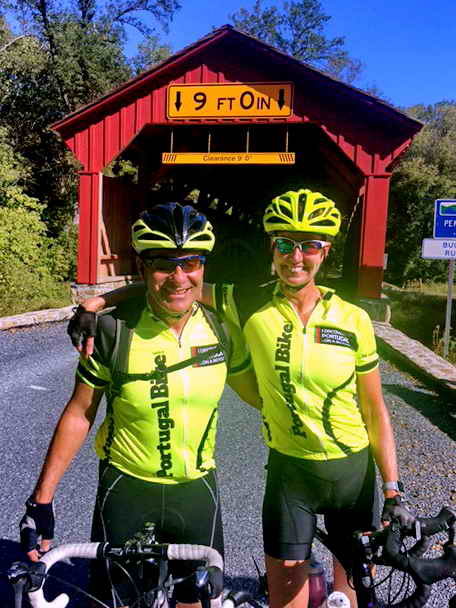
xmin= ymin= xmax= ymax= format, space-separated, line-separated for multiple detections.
xmin=308 ymin=209 xmax=325 ymax=220
xmin=278 ymin=204 xmax=293 ymax=219
xmin=192 ymin=234 xmax=212 ymax=241
xmin=191 ymin=218 xmax=206 ymax=231
xmin=267 ymin=216 xmax=290 ymax=225
xmin=298 ymin=192 xmax=308 ymax=221
xmin=316 ymin=219 xmax=335 ymax=226
xmin=141 ymin=233 xmax=168 ymax=241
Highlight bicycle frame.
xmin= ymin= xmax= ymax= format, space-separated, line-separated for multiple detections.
xmin=314 ymin=527 xmax=378 ymax=608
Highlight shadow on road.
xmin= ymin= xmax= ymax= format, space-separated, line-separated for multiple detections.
xmin=224 ymin=574 xmax=266 ymax=603
xmin=0 ymin=539 xmax=263 ymax=607
xmin=0 ymin=538 xmax=89 ymax=607
xmin=383 ymin=383 xmax=456 ymax=442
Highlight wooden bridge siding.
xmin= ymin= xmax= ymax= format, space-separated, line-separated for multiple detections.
xmin=99 ymin=177 xmax=140 ymax=279
xmin=59 ymin=50 xmax=414 ymax=290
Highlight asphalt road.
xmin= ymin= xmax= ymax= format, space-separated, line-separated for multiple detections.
xmin=0 ymin=322 xmax=455 ymax=606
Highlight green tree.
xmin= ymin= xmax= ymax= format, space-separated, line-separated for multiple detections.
xmin=130 ymin=34 xmax=172 ymax=74
xmin=0 ymin=125 xmax=39 ymax=210
xmin=0 ymin=0 xmax=180 ymax=236
xmin=0 ymin=0 xmax=180 ymax=112
xmin=387 ymin=101 xmax=456 ymax=285
xmin=0 ymin=19 xmax=80 ymax=235
xmin=231 ymin=0 xmax=362 ymax=83
xmin=0 ymin=126 xmax=70 ymax=315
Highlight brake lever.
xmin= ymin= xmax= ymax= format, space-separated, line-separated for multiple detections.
xmin=195 ymin=569 xmax=211 ymax=608
xmin=8 ymin=561 xmax=47 ymax=608
xmin=13 ymin=578 xmax=26 ymax=608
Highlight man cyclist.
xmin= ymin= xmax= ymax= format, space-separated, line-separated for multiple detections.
xmin=68 ymin=190 xmax=413 ymax=608
xmin=19 ymin=202 xmax=260 ymax=608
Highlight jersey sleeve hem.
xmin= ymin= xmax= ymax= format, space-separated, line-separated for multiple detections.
xmin=355 ymin=359 xmax=379 ymax=375
xmin=76 ymin=363 xmax=109 ymax=388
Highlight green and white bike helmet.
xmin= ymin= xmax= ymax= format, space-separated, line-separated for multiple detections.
xmin=263 ymin=189 xmax=341 ymax=237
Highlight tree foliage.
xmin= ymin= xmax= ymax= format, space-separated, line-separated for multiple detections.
xmin=0 ymin=0 xmax=180 ymax=236
xmin=387 ymin=101 xmax=456 ymax=285
xmin=0 ymin=1 xmax=180 ymax=313
xmin=0 ymin=126 xmax=38 ymax=209
xmin=130 ymin=34 xmax=172 ymax=74
xmin=230 ymin=0 xmax=362 ymax=83
xmin=0 ymin=0 xmax=179 ymax=113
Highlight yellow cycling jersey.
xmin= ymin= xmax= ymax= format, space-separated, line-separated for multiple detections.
xmin=213 ymin=282 xmax=379 ymax=461
xmin=77 ymin=298 xmax=251 ymax=484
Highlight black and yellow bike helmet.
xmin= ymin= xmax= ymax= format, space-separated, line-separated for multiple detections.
xmin=132 ymin=203 xmax=215 ymax=254
xmin=263 ymin=189 xmax=341 ymax=237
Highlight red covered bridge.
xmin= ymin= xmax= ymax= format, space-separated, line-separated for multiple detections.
xmin=52 ymin=25 xmax=421 ymax=311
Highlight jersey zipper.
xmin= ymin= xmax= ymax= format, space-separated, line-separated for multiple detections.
xmin=288 ymin=297 xmax=329 ymax=458
xmin=174 ymin=322 xmax=191 ymax=478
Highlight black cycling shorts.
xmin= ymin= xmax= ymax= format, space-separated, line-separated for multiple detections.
xmin=90 ymin=462 xmax=224 ymax=605
xmin=262 ymin=447 xmax=379 ymax=562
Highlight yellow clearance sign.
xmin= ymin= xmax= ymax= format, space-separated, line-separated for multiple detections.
xmin=162 ymin=152 xmax=295 ymax=165
xmin=167 ymin=82 xmax=293 ymax=119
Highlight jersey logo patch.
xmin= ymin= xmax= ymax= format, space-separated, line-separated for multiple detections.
xmin=191 ymin=344 xmax=225 ymax=367
xmin=315 ymin=327 xmax=357 ymax=350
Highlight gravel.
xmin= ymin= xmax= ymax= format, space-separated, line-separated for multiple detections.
xmin=1 ymin=324 xmax=455 ymax=606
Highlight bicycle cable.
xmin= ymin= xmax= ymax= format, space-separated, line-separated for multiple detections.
xmin=128 ymin=572 xmax=195 ymax=608
xmin=42 ymin=572 xmax=111 ymax=608
xmin=111 ymin=558 xmax=142 ymax=602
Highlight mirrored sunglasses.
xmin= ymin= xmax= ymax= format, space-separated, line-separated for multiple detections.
xmin=142 ymin=255 xmax=206 ymax=273
xmin=272 ymin=237 xmax=330 ymax=255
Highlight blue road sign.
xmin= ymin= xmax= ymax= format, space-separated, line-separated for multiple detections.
xmin=434 ymin=199 xmax=456 ymax=239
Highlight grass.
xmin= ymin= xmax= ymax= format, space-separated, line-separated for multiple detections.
xmin=387 ymin=282 xmax=456 ymax=364
xmin=401 ymin=280 xmax=456 ymax=298
xmin=0 ymin=281 xmax=73 ymax=317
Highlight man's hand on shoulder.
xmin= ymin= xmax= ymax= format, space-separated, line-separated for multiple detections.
xmin=67 ymin=305 xmax=98 ymax=359
xmin=68 ymin=284 xmax=147 ymax=357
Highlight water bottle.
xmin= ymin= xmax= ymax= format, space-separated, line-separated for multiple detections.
xmin=308 ymin=556 xmax=328 ymax=608
xmin=327 ymin=591 xmax=351 ymax=607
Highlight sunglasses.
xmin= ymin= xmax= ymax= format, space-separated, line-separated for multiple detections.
xmin=272 ymin=237 xmax=331 ymax=255
xmin=142 ymin=255 xmax=206 ymax=273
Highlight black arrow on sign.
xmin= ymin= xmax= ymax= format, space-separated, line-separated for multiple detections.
xmin=175 ymin=91 xmax=182 ymax=111
xmin=278 ymin=88 xmax=285 ymax=110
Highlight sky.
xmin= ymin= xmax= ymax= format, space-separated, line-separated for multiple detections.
xmin=126 ymin=0 xmax=455 ymax=109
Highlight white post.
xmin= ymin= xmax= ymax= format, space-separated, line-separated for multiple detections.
xmin=443 ymin=259 xmax=455 ymax=358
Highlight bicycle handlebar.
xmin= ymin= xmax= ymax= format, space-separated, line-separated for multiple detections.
xmin=10 ymin=508 xmax=456 ymax=608
xmin=26 ymin=542 xmax=223 ymax=608
xmin=361 ymin=506 xmax=456 ymax=608
xmin=378 ymin=507 xmax=456 ymax=582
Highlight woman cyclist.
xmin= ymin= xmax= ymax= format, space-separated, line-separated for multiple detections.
xmin=71 ymin=190 xmax=412 ymax=608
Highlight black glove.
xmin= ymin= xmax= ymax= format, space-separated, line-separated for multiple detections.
xmin=67 ymin=305 xmax=97 ymax=349
xmin=382 ymin=495 xmax=415 ymax=530
xmin=19 ymin=497 xmax=55 ymax=554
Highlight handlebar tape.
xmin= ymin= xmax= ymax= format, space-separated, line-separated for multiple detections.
xmin=28 ymin=543 xmax=102 ymax=608
xmin=167 ymin=544 xmax=223 ymax=570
